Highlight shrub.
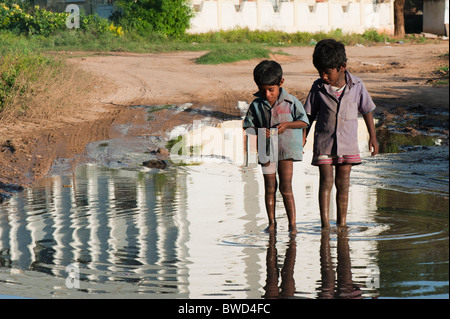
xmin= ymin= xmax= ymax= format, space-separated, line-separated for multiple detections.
xmin=1 ymin=3 xmax=67 ymax=36
xmin=112 ymin=0 xmax=193 ymax=37
xmin=0 ymin=2 xmax=123 ymax=37
xmin=0 ymin=33 xmax=93 ymax=121
xmin=0 ymin=48 xmax=57 ymax=115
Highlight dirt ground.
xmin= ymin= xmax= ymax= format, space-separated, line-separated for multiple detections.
xmin=1 ymin=41 xmax=449 ymax=200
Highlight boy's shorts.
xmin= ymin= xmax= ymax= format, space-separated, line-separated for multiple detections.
xmin=312 ymin=154 xmax=362 ymax=166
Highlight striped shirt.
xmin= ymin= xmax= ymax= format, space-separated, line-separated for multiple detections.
xmin=331 ymin=84 xmax=346 ymax=100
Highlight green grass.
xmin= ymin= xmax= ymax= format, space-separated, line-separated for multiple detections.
xmin=195 ymin=43 xmax=271 ymax=64
xmin=1 ymin=27 xmax=437 ymax=66
xmin=0 ymin=34 xmax=61 ymax=114
xmin=0 ymin=27 xmax=398 ymax=53
xmin=39 ymin=27 xmax=401 ymax=65
xmin=0 ymin=31 xmax=93 ymax=121
xmin=1 ymin=27 xmax=446 ymax=122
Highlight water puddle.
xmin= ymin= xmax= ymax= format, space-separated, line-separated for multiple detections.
xmin=0 ymin=108 xmax=448 ymax=299
xmin=376 ymin=109 xmax=448 ymax=153
xmin=1 ymin=162 xmax=448 ymax=299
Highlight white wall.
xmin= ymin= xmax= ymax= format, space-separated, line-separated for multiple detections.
xmin=423 ymin=0 xmax=450 ymax=35
xmin=188 ymin=0 xmax=395 ymax=35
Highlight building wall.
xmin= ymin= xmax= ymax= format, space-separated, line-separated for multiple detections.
xmin=34 ymin=0 xmax=395 ymax=35
xmin=423 ymin=0 xmax=449 ymax=35
xmin=188 ymin=0 xmax=395 ymax=34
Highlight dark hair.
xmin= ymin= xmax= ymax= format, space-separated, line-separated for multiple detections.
xmin=253 ymin=60 xmax=283 ymax=86
xmin=312 ymin=39 xmax=347 ymax=71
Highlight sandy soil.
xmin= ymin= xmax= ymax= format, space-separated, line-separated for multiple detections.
xmin=1 ymin=41 xmax=449 ymax=200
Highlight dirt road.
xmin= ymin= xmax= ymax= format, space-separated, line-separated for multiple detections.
xmin=1 ymin=41 xmax=448 ymax=200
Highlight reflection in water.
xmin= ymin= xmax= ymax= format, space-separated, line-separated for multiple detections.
xmin=263 ymin=232 xmax=297 ymax=299
xmin=0 ymin=165 xmax=190 ymax=296
xmin=263 ymin=230 xmax=370 ymax=299
xmin=0 ymin=160 xmax=448 ymax=298
xmin=317 ymin=230 xmax=362 ymax=299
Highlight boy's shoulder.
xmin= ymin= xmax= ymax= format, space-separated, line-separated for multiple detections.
xmin=345 ymin=71 xmax=365 ymax=87
xmin=279 ymin=88 xmax=302 ymax=105
xmin=249 ymin=95 xmax=266 ymax=107
xmin=310 ymin=78 xmax=323 ymax=89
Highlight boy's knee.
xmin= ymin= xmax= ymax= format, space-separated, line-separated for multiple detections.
xmin=335 ymin=182 xmax=350 ymax=193
xmin=265 ymin=184 xmax=277 ymax=195
xmin=335 ymin=177 xmax=350 ymax=191
xmin=279 ymin=184 xmax=293 ymax=197
xmin=320 ymin=177 xmax=334 ymax=190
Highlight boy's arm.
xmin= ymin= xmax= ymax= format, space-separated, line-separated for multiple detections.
xmin=303 ymin=87 xmax=316 ymax=140
xmin=301 ymin=114 xmax=316 ymax=146
xmin=362 ymin=111 xmax=378 ymax=156
xmin=243 ymin=103 xmax=258 ymax=135
xmin=277 ymin=97 xmax=311 ymax=136
xmin=304 ymin=114 xmax=315 ymax=137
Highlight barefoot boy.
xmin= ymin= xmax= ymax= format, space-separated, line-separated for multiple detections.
xmin=304 ymin=39 xmax=378 ymax=229
xmin=243 ymin=60 xmax=309 ymax=233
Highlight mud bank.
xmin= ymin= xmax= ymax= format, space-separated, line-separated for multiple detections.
xmin=0 ymin=103 xmax=239 ymax=203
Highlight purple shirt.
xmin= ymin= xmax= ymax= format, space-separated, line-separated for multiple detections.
xmin=304 ymin=71 xmax=376 ymax=155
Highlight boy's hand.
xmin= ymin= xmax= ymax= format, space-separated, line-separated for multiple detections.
xmin=275 ymin=121 xmax=308 ymax=135
xmin=363 ymin=112 xmax=378 ymax=156
xmin=369 ymin=137 xmax=379 ymax=156
xmin=275 ymin=122 xmax=289 ymax=135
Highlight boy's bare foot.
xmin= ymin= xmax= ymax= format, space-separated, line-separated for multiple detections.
xmin=264 ymin=222 xmax=277 ymax=233
xmin=337 ymin=224 xmax=349 ymax=232
xmin=289 ymin=224 xmax=298 ymax=234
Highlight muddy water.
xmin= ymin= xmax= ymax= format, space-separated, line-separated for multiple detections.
xmin=0 ymin=162 xmax=448 ymax=299
xmin=0 ymin=111 xmax=448 ymax=299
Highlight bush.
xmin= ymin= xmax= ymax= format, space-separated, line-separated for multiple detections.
xmin=196 ymin=43 xmax=271 ymax=64
xmin=0 ymin=32 xmax=93 ymax=121
xmin=0 ymin=44 xmax=57 ymax=114
xmin=361 ymin=29 xmax=388 ymax=42
xmin=1 ymin=3 xmax=68 ymax=36
xmin=0 ymin=2 xmax=123 ymax=37
xmin=112 ymin=0 xmax=193 ymax=37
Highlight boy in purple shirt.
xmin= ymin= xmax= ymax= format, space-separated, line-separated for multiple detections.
xmin=304 ymin=39 xmax=378 ymax=229
xmin=243 ymin=60 xmax=309 ymax=233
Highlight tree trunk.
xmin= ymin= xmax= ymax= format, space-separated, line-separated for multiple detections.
xmin=394 ymin=0 xmax=405 ymax=37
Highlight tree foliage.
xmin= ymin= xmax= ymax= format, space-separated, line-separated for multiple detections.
xmin=112 ymin=0 xmax=193 ymax=37
xmin=0 ymin=2 xmax=123 ymax=37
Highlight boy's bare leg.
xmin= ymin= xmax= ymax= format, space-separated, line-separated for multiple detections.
xmin=318 ymin=164 xmax=334 ymax=229
xmin=262 ymin=166 xmax=277 ymax=232
xmin=335 ymin=164 xmax=352 ymax=228
xmin=278 ymin=159 xmax=297 ymax=234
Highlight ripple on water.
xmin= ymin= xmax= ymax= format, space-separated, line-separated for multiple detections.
xmin=1 ymin=160 xmax=448 ymax=298
xmin=220 ymin=210 xmax=448 ymax=246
